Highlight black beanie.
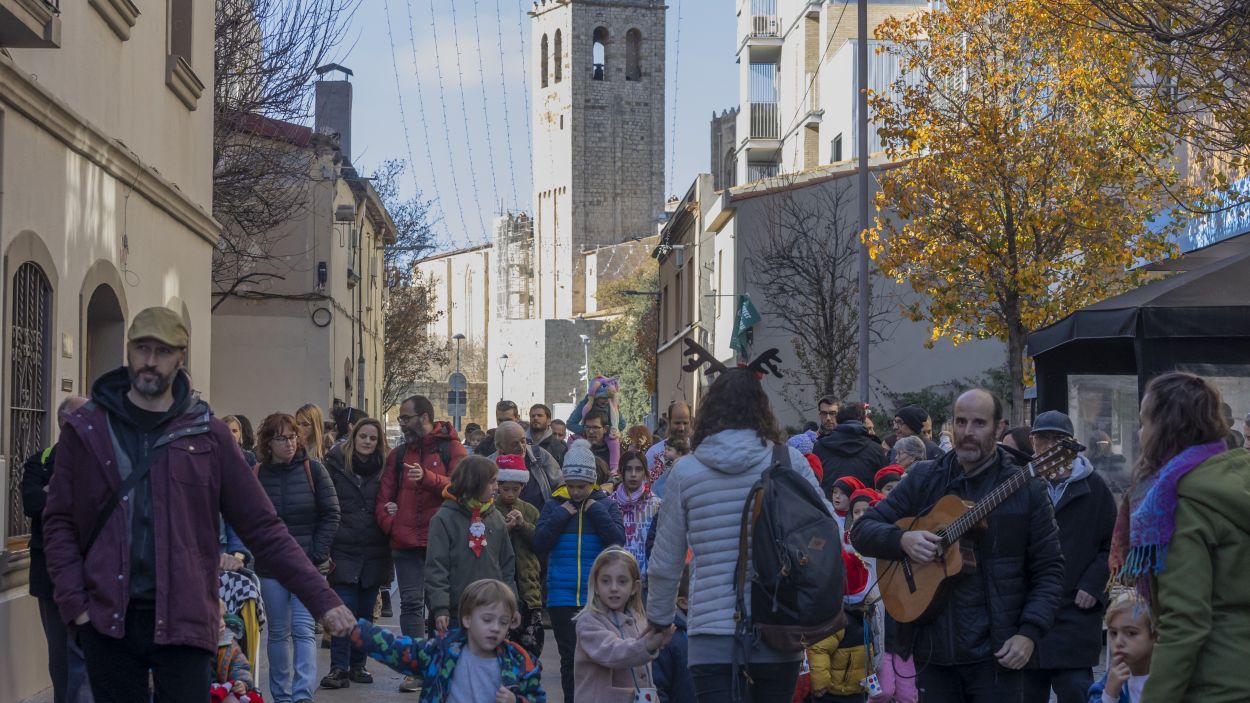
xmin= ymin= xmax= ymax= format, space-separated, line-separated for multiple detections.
xmin=895 ymin=405 xmax=928 ymax=436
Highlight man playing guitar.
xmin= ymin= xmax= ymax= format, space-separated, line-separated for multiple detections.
xmin=852 ymin=389 xmax=1065 ymax=702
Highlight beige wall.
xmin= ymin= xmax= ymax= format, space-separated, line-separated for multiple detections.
xmin=0 ymin=3 xmax=217 ymax=700
xmin=212 ymin=151 xmax=389 ymax=422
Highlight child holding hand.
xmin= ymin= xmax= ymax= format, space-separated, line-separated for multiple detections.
xmin=1088 ymin=594 xmax=1154 ymax=703
xmin=574 ymin=548 xmax=673 ymax=703
xmin=352 ymin=578 xmax=545 ymax=703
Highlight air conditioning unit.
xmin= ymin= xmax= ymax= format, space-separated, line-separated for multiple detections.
xmin=346 ymin=267 xmax=361 ymax=288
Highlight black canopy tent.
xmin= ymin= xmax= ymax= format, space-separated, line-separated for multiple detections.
xmin=1029 ymin=237 xmax=1250 ymax=412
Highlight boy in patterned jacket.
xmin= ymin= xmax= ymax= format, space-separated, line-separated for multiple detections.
xmin=352 ymin=579 xmax=545 ymax=703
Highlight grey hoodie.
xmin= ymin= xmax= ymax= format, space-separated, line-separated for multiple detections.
xmin=645 ymin=429 xmax=830 ymax=665
xmin=1047 ymin=454 xmax=1094 ymax=506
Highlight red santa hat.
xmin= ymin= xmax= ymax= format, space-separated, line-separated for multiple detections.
xmin=874 ymin=465 xmax=905 ymax=491
xmin=849 ymin=487 xmax=883 ymax=511
xmin=496 ymin=454 xmax=530 ymax=484
xmin=832 ymin=475 xmax=866 ymax=496
xmin=804 ymin=453 xmax=824 ymax=483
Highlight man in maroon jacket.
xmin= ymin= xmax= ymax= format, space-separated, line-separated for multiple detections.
xmin=42 ymin=307 xmax=354 ymax=703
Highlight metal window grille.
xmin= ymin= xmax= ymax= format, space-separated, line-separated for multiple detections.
xmin=7 ymin=262 xmax=52 ymax=541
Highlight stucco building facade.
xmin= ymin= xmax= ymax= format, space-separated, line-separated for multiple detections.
xmin=0 ymin=1 xmax=217 ymax=699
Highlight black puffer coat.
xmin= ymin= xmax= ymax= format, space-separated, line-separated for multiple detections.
xmin=813 ymin=421 xmax=887 ymax=492
xmin=851 ymin=448 xmax=1064 ymax=666
xmin=254 ymin=449 xmax=340 ymax=578
xmin=324 ymin=445 xmax=393 ymax=589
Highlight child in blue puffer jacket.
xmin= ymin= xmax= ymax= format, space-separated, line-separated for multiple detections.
xmin=532 ymin=439 xmax=625 ymax=703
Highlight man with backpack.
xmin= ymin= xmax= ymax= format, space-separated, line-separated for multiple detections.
xmin=851 ymin=389 xmax=1064 ymax=702
xmin=645 ymin=349 xmax=840 ymax=703
xmin=374 ymin=393 xmax=467 ymax=693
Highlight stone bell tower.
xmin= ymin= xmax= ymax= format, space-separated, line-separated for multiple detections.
xmin=529 ymin=0 xmax=666 ymax=319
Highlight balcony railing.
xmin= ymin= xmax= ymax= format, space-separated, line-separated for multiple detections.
xmin=804 ymin=71 xmax=820 ymax=112
xmin=751 ymin=15 xmax=780 ymax=38
xmin=747 ymin=163 xmax=780 ymax=181
xmin=750 ymin=102 xmax=780 ymax=139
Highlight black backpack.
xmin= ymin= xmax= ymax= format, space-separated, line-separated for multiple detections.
xmin=734 ymin=443 xmax=846 ymax=654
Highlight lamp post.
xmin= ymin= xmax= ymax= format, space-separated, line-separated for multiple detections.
xmin=497 ymin=353 xmax=509 ymax=401
xmin=453 ymin=333 xmax=465 ymax=373
xmin=579 ymin=334 xmax=591 ymax=395
xmin=622 ymin=289 xmax=662 ymax=426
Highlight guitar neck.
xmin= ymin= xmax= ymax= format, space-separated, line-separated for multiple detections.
xmin=941 ymin=467 xmax=1032 ymax=545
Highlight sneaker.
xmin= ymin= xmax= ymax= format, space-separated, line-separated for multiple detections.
xmin=399 ymin=676 xmax=421 ymax=693
xmin=349 ymin=666 xmax=374 ymax=684
xmin=320 ymin=668 xmax=350 ymax=689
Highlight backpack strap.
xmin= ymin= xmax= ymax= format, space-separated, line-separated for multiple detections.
xmin=438 ymin=438 xmax=452 ymax=470
xmin=771 ymin=442 xmax=791 ymax=472
xmin=303 ymin=458 xmax=315 ymax=493
xmin=252 ymin=463 xmax=260 ymax=477
xmin=732 ymin=483 xmax=765 ymax=701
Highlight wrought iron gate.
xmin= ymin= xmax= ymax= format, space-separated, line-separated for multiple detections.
xmin=7 ymin=262 xmax=51 ymax=541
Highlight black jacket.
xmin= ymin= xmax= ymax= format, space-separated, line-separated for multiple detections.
xmin=474 ymin=433 xmax=497 ymax=458
xmin=1034 ymin=460 xmax=1117 ymax=669
xmin=851 ymin=448 xmax=1065 ymax=666
xmin=530 ymin=429 xmax=568 ymax=466
xmin=21 ymin=445 xmax=56 ymax=599
xmin=254 ymin=449 xmax=340 ymax=578
xmin=323 ymin=445 xmax=393 ymax=589
xmin=813 ymin=421 xmax=887 ymax=493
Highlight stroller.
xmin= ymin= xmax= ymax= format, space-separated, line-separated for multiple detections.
xmin=219 ymin=567 xmax=267 ymax=683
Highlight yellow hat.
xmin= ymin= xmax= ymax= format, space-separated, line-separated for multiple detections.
xmin=127 ymin=307 xmax=189 ymax=348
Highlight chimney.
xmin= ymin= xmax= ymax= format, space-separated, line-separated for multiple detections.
xmin=314 ymin=63 xmax=354 ymax=162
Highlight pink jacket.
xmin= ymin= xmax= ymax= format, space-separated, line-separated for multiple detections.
xmin=574 ymin=608 xmax=657 ymax=703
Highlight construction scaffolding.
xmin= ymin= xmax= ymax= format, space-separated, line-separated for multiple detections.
xmin=493 ymin=212 xmax=536 ymax=320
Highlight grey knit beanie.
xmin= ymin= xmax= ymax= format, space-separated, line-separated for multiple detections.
xmin=562 ymin=439 xmax=597 ymax=484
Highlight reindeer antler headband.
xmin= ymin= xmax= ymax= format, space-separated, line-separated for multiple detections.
xmin=681 ymin=339 xmax=784 ymax=380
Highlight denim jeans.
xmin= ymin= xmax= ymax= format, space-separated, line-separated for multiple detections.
xmin=38 ymin=596 xmax=94 ymax=703
xmin=329 ymin=583 xmax=380 ymax=671
xmin=260 ymin=577 xmax=317 ymax=703
xmin=392 ymin=548 xmax=427 ymax=638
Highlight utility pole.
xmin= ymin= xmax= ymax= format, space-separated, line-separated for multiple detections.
xmin=856 ymin=0 xmax=871 ymax=406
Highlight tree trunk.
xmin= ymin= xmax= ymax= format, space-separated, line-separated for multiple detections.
xmin=1004 ymin=295 xmax=1028 ymax=426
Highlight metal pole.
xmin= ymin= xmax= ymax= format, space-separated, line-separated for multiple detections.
xmin=583 ymin=339 xmax=591 ymax=395
xmin=856 ymin=0 xmax=871 ymax=406
xmin=652 ymin=295 xmax=661 ymax=426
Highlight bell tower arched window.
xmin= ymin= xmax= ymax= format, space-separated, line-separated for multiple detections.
xmin=554 ymin=30 xmax=563 ymax=83
xmin=592 ymin=26 xmax=608 ymax=80
xmin=7 ymin=261 xmax=51 ymax=540
xmin=540 ymin=33 xmax=549 ymax=87
xmin=625 ymin=29 xmax=642 ymax=81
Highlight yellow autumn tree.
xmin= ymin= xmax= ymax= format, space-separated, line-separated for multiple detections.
xmin=867 ymin=0 xmax=1186 ymax=422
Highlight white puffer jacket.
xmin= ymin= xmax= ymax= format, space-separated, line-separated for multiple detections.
xmin=646 ymin=430 xmax=827 ymax=643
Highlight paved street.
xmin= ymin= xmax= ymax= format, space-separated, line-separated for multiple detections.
xmin=19 ymin=610 xmax=566 ymax=703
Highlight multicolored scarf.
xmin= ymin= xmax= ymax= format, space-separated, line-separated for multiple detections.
xmin=443 ymin=487 xmax=494 ymax=558
xmin=1109 ymin=440 xmax=1225 ymax=604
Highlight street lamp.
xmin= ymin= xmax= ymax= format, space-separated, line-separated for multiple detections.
xmin=497 ymin=353 xmax=509 ymax=400
xmin=453 ymin=333 xmax=465 ymax=373
xmin=579 ymin=334 xmax=591 ymax=395
xmin=622 ymin=289 xmax=662 ymax=426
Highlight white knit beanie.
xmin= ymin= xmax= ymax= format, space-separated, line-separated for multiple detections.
xmin=562 ymin=439 xmax=597 ymax=483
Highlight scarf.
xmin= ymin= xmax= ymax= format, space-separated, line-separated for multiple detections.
xmin=351 ymin=450 xmax=383 ymax=476
xmin=1109 ymin=440 xmax=1225 ymax=604
xmin=613 ymin=484 xmax=651 ymax=522
xmin=443 ymin=487 xmax=495 ymax=558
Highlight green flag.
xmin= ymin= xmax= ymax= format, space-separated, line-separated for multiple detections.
xmin=730 ymin=295 xmax=762 ymax=355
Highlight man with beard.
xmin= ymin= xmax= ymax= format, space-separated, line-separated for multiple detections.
xmin=580 ymin=410 xmax=613 ymax=468
xmin=852 ymin=389 xmax=1064 ymax=703
xmin=527 ymin=403 xmax=567 ymax=466
xmin=645 ymin=401 xmax=692 ymax=483
xmin=42 ymin=307 xmax=354 ymax=702
xmin=817 ymin=396 xmax=839 ymax=436
xmin=374 ymin=394 xmax=467 ymax=693
xmin=493 ymin=420 xmax=565 ymax=511
xmin=890 ymin=405 xmax=944 ymax=460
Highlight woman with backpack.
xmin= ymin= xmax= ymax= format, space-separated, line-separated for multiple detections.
xmin=644 ymin=357 xmax=833 ymax=703
xmin=254 ymin=412 xmax=341 ymax=703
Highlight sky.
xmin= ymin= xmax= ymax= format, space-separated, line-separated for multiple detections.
xmin=340 ymin=0 xmax=739 ymax=252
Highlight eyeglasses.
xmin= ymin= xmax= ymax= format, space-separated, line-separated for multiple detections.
xmin=396 ymin=414 xmax=415 ymax=423
xmin=272 ymin=434 xmax=299 ymax=444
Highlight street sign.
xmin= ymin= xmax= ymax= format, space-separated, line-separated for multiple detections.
xmin=447 ymin=389 xmax=467 ymax=417
xmin=448 ymin=372 xmax=468 ymax=391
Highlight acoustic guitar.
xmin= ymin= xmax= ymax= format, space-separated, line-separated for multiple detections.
xmin=877 ymin=438 xmax=1083 ymax=624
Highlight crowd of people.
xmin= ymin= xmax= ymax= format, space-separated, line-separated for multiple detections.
xmin=19 ymin=305 xmax=1250 ymax=703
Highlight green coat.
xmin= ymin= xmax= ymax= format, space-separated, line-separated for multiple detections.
xmin=500 ymin=498 xmax=543 ymax=610
xmin=1145 ymin=449 xmax=1250 ymax=703
xmin=425 ymin=499 xmax=517 ymax=620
